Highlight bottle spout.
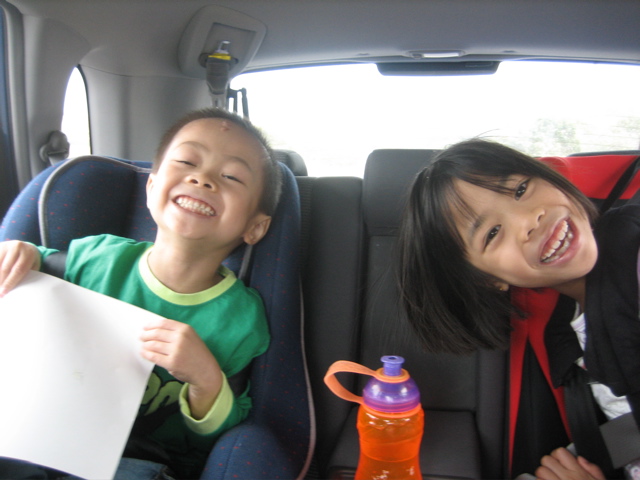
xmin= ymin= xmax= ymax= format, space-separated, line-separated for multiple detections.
xmin=381 ymin=355 xmax=404 ymax=377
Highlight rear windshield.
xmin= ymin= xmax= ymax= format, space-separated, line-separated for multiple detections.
xmin=231 ymin=61 xmax=640 ymax=177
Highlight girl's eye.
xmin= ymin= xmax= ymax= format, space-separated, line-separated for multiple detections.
xmin=514 ymin=179 xmax=529 ymax=200
xmin=485 ymin=225 xmax=501 ymax=247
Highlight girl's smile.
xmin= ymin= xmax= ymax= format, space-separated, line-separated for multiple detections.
xmin=453 ymin=176 xmax=598 ymax=295
xmin=540 ymin=218 xmax=572 ymax=263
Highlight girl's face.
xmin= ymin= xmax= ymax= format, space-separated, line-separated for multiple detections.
xmin=453 ymin=175 xmax=598 ymax=291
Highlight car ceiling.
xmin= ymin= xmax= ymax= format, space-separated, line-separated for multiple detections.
xmin=7 ymin=0 xmax=640 ymax=80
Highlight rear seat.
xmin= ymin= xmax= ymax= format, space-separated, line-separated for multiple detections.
xmin=299 ymin=149 xmax=508 ymax=479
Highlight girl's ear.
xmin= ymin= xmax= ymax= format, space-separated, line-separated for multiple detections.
xmin=243 ymin=214 xmax=272 ymax=245
xmin=495 ymin=281 xmax=509 ymax=292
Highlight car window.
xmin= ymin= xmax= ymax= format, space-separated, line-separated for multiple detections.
xmin=62 ymin=67 xmax=91 ymax=158
xmin=231 ymin=61 xmax=640 ymax=177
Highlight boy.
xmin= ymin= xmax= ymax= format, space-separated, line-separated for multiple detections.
xmin=0 ymin=108 xmax=282 ymax=479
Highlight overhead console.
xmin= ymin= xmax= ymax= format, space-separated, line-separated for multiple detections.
xmin=178 ymin=5 xmax=266 ymax=80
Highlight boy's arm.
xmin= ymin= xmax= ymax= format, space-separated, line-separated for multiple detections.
xmin=178 ymin=375 xmax=250 ymax=436
xmin=0 ymin=241 xmax=42 ymax=297
xmin=140 ymin=317 xmax=224 ymax=419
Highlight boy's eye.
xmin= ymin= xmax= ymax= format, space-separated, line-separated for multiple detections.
xmin=223 ymin=174 xmax=242 ymax=184
xmin=514 ymin=179 xmax=529 ymax=200
xmin=485 ymin=225 xmax=501 ymax=247
xmin=176 ymin=160 xmax=195 ymax=166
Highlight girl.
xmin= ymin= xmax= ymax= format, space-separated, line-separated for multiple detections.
xmin=397 ymin=138 xmax=640 ymax=479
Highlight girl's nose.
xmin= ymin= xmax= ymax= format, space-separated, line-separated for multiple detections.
xmin=523 ymin=206 xmax=544 ymax=239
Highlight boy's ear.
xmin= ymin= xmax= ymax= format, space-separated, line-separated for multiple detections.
xmin=145 ymin=173 xmax=156 ymax=208
xmin=146 ymin=173 xmax=156 ymax=192
xmin=243 ymin=214 xmax=272 ymax=246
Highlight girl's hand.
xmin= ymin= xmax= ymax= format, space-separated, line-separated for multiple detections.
xmin=535 ymin=448 xmax=606 ymax=480
xmin=0 ymin=241 xmax=41 ymax=298
xmin=140 ymin=318 xmax=223 ymax=419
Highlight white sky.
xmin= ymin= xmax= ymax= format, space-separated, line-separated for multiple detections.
xmin=232 ymin=61 xmax=640 ymax=176
xmin=63 ymin=61 xmax=640 ymax=177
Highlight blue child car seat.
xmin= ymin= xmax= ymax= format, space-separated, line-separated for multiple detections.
xmin=0 ymin=155 xmax=314 ymax=480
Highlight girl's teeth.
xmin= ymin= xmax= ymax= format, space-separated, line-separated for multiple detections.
xmin=541 ymin=221 xmax=571 ymax=263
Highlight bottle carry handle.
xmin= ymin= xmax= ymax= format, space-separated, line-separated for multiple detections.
xmin=324 ymin=360 xmax=377 ymax=405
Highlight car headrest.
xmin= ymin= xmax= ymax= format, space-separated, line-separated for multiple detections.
xmin=363 ymin=149 xmax=439 ymax=235
xmin=274 ymin=149 xmax=308 ymax=176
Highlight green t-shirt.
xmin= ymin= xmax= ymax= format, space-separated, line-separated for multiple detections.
xmin=39 ymin=234 xmax=270 ymax=478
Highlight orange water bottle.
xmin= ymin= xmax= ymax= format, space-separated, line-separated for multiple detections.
xmin=324 ymin=355 xmax=424 ymax=479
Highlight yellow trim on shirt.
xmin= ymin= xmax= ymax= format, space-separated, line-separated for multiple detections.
xmin=138 ymin=247 xmax=236 ymax=305
xmin=179 ymin=375 xmax=234 ymax=435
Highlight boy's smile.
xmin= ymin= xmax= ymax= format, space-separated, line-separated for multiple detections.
xmin=175 ymin=195 xmax=216 ymax=217
xmin=453 ymin=176 xmax=598 ymax=295
xmin=146 ymin=118 xmax=271 ymax=252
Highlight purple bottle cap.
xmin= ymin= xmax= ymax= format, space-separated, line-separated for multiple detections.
xmin=362 ymin=355 xmax=421 ymax=413
xmin=382 ymin=355 xmax=404 ymax=376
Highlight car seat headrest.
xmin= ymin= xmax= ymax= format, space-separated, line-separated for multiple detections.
xmin=273 ymin=149 xmax=308 ymax=176
xmin=363 ymin=149 xmax=439 ymax=235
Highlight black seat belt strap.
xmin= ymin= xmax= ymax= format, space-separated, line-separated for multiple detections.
xmin=41 ymin=251 xmax=68 ymax=278
xmin=563 ymin=365 xmax=615 ymax=475
xmin=600 ymin=155 xmax=640 ymax=213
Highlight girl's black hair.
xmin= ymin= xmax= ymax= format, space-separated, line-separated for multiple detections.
xmin=153 ymin=108 xmax=282 ymax=217
xmin=397 ymin=139 xmax=598 ymax=355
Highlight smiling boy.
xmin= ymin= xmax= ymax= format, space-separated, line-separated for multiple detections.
xmin=0 ymin=108 xmax=282 ymax=479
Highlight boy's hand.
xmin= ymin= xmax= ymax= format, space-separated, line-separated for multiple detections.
xmin=535 ymin=448 xmax=606 ymax=480
xmin=0 ymin=241 xmax=41 ymax=298
xmin=140 ymin=318 xmax=223 ymax=419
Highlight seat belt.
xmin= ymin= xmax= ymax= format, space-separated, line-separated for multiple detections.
xmin=39 ymin=130 xmax=70 ymax=165
xmin=563 ymin=365 xmax=615 ymax=474
xmin=599 ymin=155 xmax=640 ymax=214
xmin=41 ymin=251 xmax=68 ymax=278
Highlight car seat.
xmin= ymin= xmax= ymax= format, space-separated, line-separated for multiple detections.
xmin=0 ymin=155 xmax=314 ymax=480
xmin=509 ymin=152 xmax=640 ymax=477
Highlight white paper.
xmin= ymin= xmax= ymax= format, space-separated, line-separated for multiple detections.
xmin=0 ymin=271 xmax=157 ymax=479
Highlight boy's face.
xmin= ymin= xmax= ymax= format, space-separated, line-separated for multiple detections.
xmin=452 ymin=175 xmax=598 ymax=291
xmin=146 ymin=118 xmax=271 ymax=250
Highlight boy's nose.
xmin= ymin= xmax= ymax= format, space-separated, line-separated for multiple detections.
xmin=188 ymin=175 xmax=216 ymax=190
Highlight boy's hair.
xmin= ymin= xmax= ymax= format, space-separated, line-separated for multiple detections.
xmin=154 ymin=108 xmax=283 ymax=216
xmin=397 ymin=139 xmax=598 ymax=355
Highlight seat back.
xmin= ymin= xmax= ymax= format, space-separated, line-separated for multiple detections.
xmin=0 ymin=155 xmax=313 ymax=480
xmin=297 ymin=174 xmax=365 ymax=474
xmin=360 ymin=149 xmax=507 ymax=479
xmin=301 ymin=149 xmax=507 ymax=479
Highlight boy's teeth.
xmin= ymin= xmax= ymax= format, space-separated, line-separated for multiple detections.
xmin=541 ymin=220 xmax=572 ymax=263
xmin=175 ymin=196 xmax=215 ymax=216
